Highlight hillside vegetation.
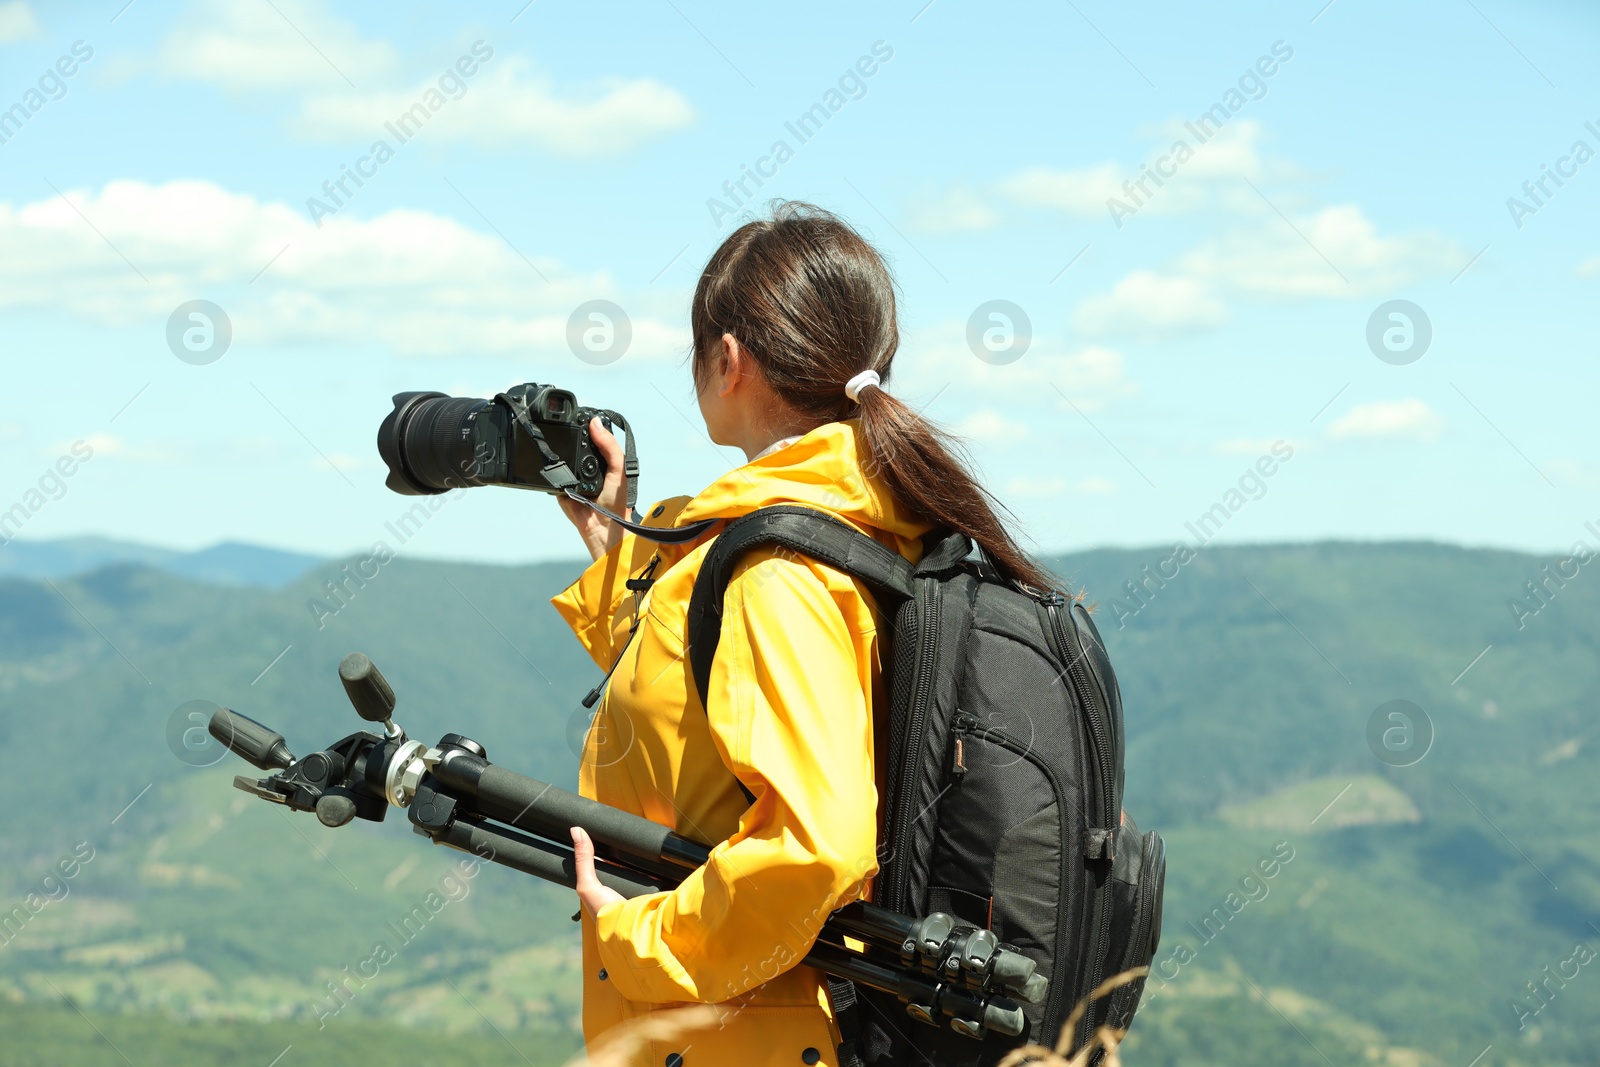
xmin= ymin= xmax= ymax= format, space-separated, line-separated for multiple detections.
xmin=1 ymin=540 xmax=1596 ymax=1066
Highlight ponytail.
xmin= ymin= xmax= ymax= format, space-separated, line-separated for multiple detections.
xmin=852 ymin=385 xmax=1053 ymax=591
xmin=692 ymin=201 xmax=1056 ymax=593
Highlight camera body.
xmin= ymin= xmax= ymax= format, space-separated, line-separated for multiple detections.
xmin=378 ymin=383 xmax=616 ymax=497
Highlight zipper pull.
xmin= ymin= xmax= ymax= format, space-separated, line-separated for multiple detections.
xmin=951 ymin=713 xmax=976 ymax=780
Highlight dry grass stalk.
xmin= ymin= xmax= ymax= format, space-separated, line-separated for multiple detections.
xmin=996 ymin=967 xmax=1149 ymax=1067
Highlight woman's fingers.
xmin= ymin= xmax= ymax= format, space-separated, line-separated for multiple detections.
xmin=570 ymin=825 xmax=627 ymax=918
xmin=581 ymin=418 xmax=629 ymax=556
xmin=589 ymin=417 xmax=627 ymax=503
xmin=571 ymin=826 xmax=596 ymax=889
xmin=589 ymin=416 xmax=625 ymax=466
xmin=555 ymin=420 xmax=626 ymax=563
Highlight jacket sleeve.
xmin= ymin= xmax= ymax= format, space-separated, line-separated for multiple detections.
xmin=549 ymin=498 xmax=689 ymax=671
xmin=591 ymin=553 xmax=880 ymax=1005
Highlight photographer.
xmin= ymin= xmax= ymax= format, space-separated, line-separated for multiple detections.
xmin=553 ymin=203 xmax=1049 ymax=1066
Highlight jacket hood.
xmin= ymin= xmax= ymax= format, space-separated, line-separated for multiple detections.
xmin=672 ymin=419 xmax=936 ymax=556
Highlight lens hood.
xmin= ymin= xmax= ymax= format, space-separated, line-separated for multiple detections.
xmin=377 ymin=391 xmax=450 ymax=496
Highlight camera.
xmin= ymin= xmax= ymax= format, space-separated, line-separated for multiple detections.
xmin=377 ymin=383 xmax=632 ymax=499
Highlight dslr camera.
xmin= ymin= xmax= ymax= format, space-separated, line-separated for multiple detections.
xmin=377 ymin=384 xmax=634 ymax=500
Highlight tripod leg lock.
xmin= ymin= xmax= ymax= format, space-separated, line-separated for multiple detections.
xmin=409 ymin=781 xmax=461 ymax=835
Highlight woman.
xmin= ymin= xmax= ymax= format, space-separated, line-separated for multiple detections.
xmin=551 ymin=202 xmax=1050 ymax=1066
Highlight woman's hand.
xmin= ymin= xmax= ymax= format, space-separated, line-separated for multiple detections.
xmin=557 ymin=417 xmax=629 ymax=562
xmin=571 ymin=826 xmax=626 ymax=918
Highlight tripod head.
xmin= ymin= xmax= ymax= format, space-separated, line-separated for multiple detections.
xmin=211 ymin=651 xmax=1047 ymax=1042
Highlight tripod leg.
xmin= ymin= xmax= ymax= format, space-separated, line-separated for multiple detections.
xmin=428 ymin=819 xmax=669 ymax=899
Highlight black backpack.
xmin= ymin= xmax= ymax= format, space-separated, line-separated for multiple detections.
xmin=686 ymin=505 xmax=1166 ymax=1066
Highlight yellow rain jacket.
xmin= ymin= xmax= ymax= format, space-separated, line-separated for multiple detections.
xmin=551 ymin=419 xmax=935 ymax=1066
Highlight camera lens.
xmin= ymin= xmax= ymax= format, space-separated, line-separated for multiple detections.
xmin=378 ymin=392 xmax=490 ymax=495
xmin=405 ymin=397 xmax=487 ymax=489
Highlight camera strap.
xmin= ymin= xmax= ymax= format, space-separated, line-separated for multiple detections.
xmin=500 ymin=394 xmax=718 ymax=546
xmin=561 ymin=489 xmax=721 ymax=545
xmin=580 ymin=554 xmax=661 ymax=709
xmin=499 ymin=391 xmax=592 ymax=496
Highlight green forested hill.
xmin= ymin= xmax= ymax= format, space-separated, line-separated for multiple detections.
xmin=1 ymin=541 xmax=1595 ymax=1066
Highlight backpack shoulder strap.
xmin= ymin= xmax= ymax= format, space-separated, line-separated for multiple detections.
xmin=825 ymin=974 xmax=866 ymax=1067
xmin=685 ymin=505 xmax=921 ymax=713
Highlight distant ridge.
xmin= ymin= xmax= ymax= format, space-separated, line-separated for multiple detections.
xmin=0 ymin=536 xmax=322 ymax=588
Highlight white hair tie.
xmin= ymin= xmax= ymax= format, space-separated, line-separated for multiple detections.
xmin=844 ymin=369 xmax=881 ymax=402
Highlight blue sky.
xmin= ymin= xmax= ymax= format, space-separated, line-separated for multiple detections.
xmin=0 ymin=0 xmax=1596 ymax=566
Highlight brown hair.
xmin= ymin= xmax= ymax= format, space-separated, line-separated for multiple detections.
xmin=691 ymin=201 xmax=1055 ymax=592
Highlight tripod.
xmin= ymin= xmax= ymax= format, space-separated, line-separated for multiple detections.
xmin=212 ymin=652 xmax=1046 ymax=1041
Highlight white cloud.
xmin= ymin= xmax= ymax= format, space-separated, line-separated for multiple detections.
xmin=996 ymin=121 xmax=1270 ymax=221
xmin=0 ymin=179 xmax=689 ymax=359
xmin=1546 ymin=458 xmax=1600 ymax=490
xmin=53 ymin=434 xmax=184 ymax=464
xmin=1001 ymin=118 xmax=1460 ymax=338
xmin=1003 ymin=475 xmax=1112 ymax=498
xmin=906 ymin=186 xmax=1000 ymax=234
xmin=902 ymin=121 xmax=1299 ymax=244
xmin=1071 ymin=204 xmax=1459 ymax=339
xmin=0 ymin=1 xmax=38 ymax=43
xmin=1004 ymin=476 xmax=1065 ymax=498
xmin=954 ymin=409 xmax=1024 ymax=441
xmin=1212 ymin=437 xmax=1290 ymax=456
xmin=1152 ymin=118 xmax=1268 ymax=181
xmin=1178 ymin=204 xmax=1461 ymax=299
xmin=1072 ymin=270 xmax=1227 ymax=338
xmin=965 ymin=120 xmax=1457 ymax=340
xmin=998 ymin=163 xmax=1124 ymax=217
xmin=1328 ymin=399 xmax=1443 ymax=441
xmin=159 ymin=0 xmax=400 ymax=91
xmin=294 ymin=56 xmax=693 ymax=158
xmin=154 ymin=1 xmax=692 ymax=157
xmin=895 ymin=326 xmax=1136 ymax=415
xmin=77 ymin=433 xmax=122 ymax=457
xmin=1049 ymin=345 xmax=1130 ymax=394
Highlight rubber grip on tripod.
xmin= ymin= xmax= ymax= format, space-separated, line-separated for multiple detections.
xmin=431 ymin=755 xmax=700 ymax=876
xmin=339 ymin=653 xmax=396 ymax=724
xmin=209 ymin=708 xmax=294 ymax=771
xmin=476 ymin=764 xmax=678 ymax=859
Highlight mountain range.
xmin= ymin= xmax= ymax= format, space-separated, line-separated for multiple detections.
xmin=0 ymin=535 xmax=1595 ymax=1067
xmin=0 ymin=536 xmax=321 ymax=588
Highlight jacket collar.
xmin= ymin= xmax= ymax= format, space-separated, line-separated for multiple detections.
xmin=673 ymin=420 xmax=936 ymax=550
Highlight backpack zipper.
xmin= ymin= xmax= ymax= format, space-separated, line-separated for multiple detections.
xmin=1040 ymin=592 xmax=1116 ymax=1048
xmin=883 ymin=577 xmax=940 ymax=913
xmin=1074 ymin=605 xmax=1121 ymax=800
xmin=1041 ymin=593 xmax=1114 ymax=832
xmin=951 ymin=711 xmax=1073 ymax=1029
